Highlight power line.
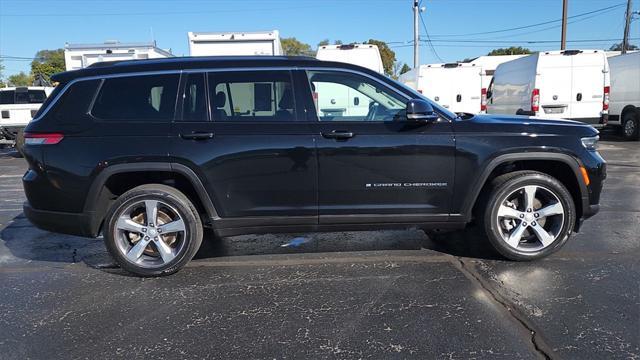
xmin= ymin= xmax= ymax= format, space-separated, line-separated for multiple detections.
xmin=419 ymin=12 xmax=444 ymax=62
xmin=429 ymin=3 xmax=626 ymax=38
xmin=420 ymin=37 xmax=640 ymax=44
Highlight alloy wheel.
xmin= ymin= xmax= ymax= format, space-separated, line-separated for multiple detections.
xmin=113 ymin=199 xmax=187 ymax=268
xmin=496 ymin=185 xmax=565 ymax=252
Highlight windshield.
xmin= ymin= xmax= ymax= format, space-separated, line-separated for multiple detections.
xmin=389 ymin=78 xmax=458 ymax=120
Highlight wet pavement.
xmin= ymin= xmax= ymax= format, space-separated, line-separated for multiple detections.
xmin=0 ymin=134 xmax=638 ymax=359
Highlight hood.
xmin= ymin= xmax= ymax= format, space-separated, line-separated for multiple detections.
xmin=463 ymin=113 xmax=599 ymax=137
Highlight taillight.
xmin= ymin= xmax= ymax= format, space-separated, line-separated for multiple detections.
xmin=603 ymin=86 xmax=610 ymax=111
xmin=480 ymin=88 xmax=488 ymax=112
xmin=23 ymin=132 xmax=64 ymax=145
xmin=531 ymin=88 xmax=540 ymax=113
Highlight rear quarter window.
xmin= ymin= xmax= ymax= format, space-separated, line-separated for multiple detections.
xmin=91 ymin=74 xmax=179 ymax=122
xmin=48 ymin=80 xmax=101 ymax=123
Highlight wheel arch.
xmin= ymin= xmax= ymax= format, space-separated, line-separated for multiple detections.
xmin=463 ymin=152 xmax=588 ymax=230
xmin=83 ymin=162 xmax=219 ymax=237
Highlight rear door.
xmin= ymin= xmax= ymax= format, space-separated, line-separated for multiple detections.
xmin=301 ymin=69 xmax=455 ymax=223
xmin=570 ymin=53 xmax=605 ymax=122
xmin=169 ymin=70 xmax=317 ymax=226
xmin=538 ymin=55 xmax=572 ymax=119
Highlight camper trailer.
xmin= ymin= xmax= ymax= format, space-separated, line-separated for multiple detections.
xmin=64 ymin=41 xmax=173 ymax=71
xmin=188 ymin=31 xmax=283 ymax=56
xmin=487 ymin=50 xmax=610 ymax=127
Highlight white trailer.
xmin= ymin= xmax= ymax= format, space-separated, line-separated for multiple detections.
xmin=0 ymin=86 xmax=54 ymax=144
xmin=64 ymin=41 xmax=173 ymax=71
xmin=316 ymin=44 xmax=384 ymax=74
xmin=399 ymin=63 xmax=486 ymax=114
xmin=487 ymin=50 xmax=610 ymax=127
xmin=188 ymin=31 xmax=283 ymax=56
xmin=607 ymin=52 xmax=640 ymax=140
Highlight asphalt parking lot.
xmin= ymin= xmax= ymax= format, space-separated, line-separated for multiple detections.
xmin=0 ymin=133 xmax=638 ymax=359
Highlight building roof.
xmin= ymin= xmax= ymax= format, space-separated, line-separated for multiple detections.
xmin=51 ymin=55 xmax=373 ymax=83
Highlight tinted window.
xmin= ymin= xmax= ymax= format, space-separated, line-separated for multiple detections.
xmin=208 ymin=71 xmax=296 ymax=122
xmin=34 ymin=85 xmax=64 ymax=118
xmin=1 ymin=90 xmax=47 ymax=104
xmin=49 ymin=80 xmax=101 ymax=123
xmin=0 ymin=91 xmax=14 ymax=105
xmin=92 ymin=74 xmax=179 ymax=121
xmin=307 ymin=70 xmax=406 ymax=122
xmin=182 ymin=73 xmax=208 ymax=121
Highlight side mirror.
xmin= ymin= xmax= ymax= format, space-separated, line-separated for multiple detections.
xmin=406 ymin=99 xmax=439 ymax=122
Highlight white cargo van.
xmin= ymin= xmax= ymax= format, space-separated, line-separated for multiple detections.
xmin=607 ymin=52 xmax=640 ymax=140
xmin=470 ymin=55 xmax=526 ymax=89
xmin=399 ymin=63 xmax=486 ymax=114
xmin=316 ymin=44 xmax=384 ymax=74
xmin=487 ymin=50 xmax=610 ymax=127
xmin=0 ymin=86 xmax=54 ymax=144
xmin=188 ymin=31 xmax=283 ymax=56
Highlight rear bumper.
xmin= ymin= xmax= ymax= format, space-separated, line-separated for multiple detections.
xmin=571 ymin=115 xmax=608 ymax=128
xmin=23 ymin=202 xmax=98 ymax=238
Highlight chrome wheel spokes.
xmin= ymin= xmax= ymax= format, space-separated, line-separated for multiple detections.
xmin=496 ymin=185 xmax=565 ymax=252
xmin=114 ymin=199 xmax=186 ymax=268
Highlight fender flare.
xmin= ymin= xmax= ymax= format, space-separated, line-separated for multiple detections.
xmin=460 ymin=152 xmax=589 ymax=219
xmin=83 ymin=162 xmax=219 ymax=235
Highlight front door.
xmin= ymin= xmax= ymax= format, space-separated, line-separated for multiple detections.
xmin=169 ymin=70 xmax=317 ymax=227
xmin=300 ymin=69 xmax=455 ymax=224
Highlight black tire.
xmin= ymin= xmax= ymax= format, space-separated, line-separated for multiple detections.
xmin=621 ymin=110 xmax=640 ymax=141
xmin=480 ymin=171 xmax=576 ymax=261
xmin=103 ymin=184 xmax=203 ymax=276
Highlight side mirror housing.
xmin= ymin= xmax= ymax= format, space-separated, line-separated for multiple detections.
xmin=406 ymin=99 xmax=439 ymax=122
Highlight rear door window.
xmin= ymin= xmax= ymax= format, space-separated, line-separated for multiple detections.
xmin=92 ymin=74 xmax=179 ymax=121
xmin=208 ymin=71 xmax=296 ymax=122
xmin=181 ymin=73 xmax=209 ymax=121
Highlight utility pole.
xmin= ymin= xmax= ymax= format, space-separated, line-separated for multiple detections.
xmin=413 ymin=0 xmax=419 ymax=68
xmin=561 ymin=0 xmax=568 ymax=50
xmin=622 ymin=0 xmax=633 ymax=54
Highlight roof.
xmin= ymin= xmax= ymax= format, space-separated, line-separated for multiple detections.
xmin=50 ymin=55 xmax=373 ymax=83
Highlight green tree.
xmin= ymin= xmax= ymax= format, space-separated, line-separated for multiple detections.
xmin=318 ymin=39 xmax=330 ymax=47
xmin=0 ymin=59 xmax=5 ymax=87
xmin=30 ymin=48 xmax=65 ymax=82
xmin=609 ymin=42 xmax=639 ymax=51
xmin=366 ymin=39 xmax=396 ymax=76
xmin=488 ymin=47 xmax=532 ymax=56
xmin=281 ymin=37 xmax=314 ymax=56
xmin=8 ymin=72 xmax=33 ymax=86
xmin=400 ymin=63 xmax=411 ymax=75
xmin=334 ymin=40 xmax=343 ymax=45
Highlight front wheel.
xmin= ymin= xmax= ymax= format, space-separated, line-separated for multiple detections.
xmin=482 ymin=171 xmax=576 ymax=261
xmin=103 ymin=184 xmax=203 ymax=276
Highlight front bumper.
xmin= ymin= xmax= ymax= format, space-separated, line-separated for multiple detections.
xmin=23 ymin=202 xmax=99 ymax=238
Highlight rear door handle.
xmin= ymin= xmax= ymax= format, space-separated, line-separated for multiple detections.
xmin=321 ymin=130 xmax=355 ymax=140
xmin=180 ymin=132 xmax=214 ymax=140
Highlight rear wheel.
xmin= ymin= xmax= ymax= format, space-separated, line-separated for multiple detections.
xmin=482 ymin=171 xmax=575 ymax=261
xmin=104 ymin=184 xmax=203 ymax=276
xmin=621 ymin=110 xmax=639 ymax=141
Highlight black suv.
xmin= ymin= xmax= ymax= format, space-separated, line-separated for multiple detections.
xmin=21 ymin=56 xmax=606 ymax=276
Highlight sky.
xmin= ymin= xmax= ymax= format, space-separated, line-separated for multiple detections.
xmin=0 ymin=0 xmax=638 ymax=77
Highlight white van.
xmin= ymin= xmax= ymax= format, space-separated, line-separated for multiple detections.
xmin=316 ymin=44 xmax=384 ymax=74
xmin=0 ymin=86 xmax=54 ymax=144
xmin=470 ymin=55 xmax=526 ymax=90
xmin=607 ymin=52 xmax=640 ymax=140
xmin=487 ymin=50 xmax=610 ymax=127
xmin=399 ymin=63 xmax=486 ymax=114
xmin=188 ymin=31 xmax=283 ymax=56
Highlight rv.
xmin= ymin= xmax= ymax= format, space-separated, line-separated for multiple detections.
xmin=64 ymin=41 xmax=173 ymax=71
xmin=316 ymin=44 xmax=384 ymax=74
xmin=399 ymin=63 xmax=486 ymax=114
xmin=0 ymin=86 xmax=54 ymax=145
xmin=487 ymin=50 xmax=610 ymax=127
xmin=188 ymin=31 xmax=283 ymax=56
xmin=607 ymin=52 xmax=640 ymax=140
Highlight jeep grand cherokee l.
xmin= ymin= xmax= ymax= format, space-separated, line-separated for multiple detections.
xmin=21 ymin=56 xmax=606 ymax=276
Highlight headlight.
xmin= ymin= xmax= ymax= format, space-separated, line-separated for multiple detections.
xmin=581 ymin=135 xmax=599 ymax=151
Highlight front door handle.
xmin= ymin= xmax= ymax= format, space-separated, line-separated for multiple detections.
xmin=180 ymin=132 xmax=214 ymax=140
xmin=322 ymin=130 xmax=355 ymax=140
